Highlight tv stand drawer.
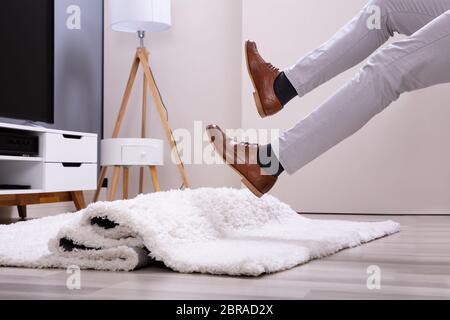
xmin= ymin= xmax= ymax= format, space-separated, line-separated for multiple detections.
xmin=43 ymin=163 xmax=97 ymax=192
xmin=42 ymin=133 xmax=97 ymax=163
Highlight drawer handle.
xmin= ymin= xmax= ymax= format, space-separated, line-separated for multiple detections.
xmin=62 ymin=163 xmax=82 ymax=168
xmin=63 ymin=134 xmax=82 ymax=140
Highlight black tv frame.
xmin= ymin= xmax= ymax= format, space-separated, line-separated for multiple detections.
xmin=0 ymin=0 xmax=55 ymax=124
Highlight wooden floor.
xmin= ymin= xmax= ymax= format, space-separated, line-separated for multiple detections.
xmin=0 ymin=214 xmax=449 ymax=300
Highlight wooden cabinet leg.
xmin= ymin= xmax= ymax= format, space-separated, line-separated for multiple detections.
xmin=17 ymin=205 xmax=27 ymax=220
xmin=71 ymin=191 xmax=86 ymax=210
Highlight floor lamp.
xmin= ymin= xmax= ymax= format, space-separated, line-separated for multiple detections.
xmin=93 ymin=0 xmax=189 ymax=202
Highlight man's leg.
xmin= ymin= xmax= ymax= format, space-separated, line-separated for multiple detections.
xmin=285 ymin=0 xmax=450 ymax=97
xmin=277 ymin=10 xmax=450 ymax=174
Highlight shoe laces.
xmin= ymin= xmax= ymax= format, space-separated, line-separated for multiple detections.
xmin=265 ymin=62 xmax=278 ymax=72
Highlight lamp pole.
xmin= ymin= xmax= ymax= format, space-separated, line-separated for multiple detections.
xmin=137 ymin=30 xmax=146 ymax=48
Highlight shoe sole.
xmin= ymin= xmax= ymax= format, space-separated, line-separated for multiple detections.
xmin=208 ymin=134 xmax=264 ymax=198
xmin=245 ymin=41 xmax=268 ymax=119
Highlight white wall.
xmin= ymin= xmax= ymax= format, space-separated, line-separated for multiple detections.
xmin=104 ymin=0 xmax=242 ymax=197
xmin=8 ymin=0 xmax=449 ymax=221
xmin=242 ymin=0 xmax=450 ymax=214
xmin=2 ymin=0 xmax=243 ymax=221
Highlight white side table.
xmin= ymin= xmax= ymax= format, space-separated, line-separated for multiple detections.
xmin=99 ymin=138 xmax=164 ymax=200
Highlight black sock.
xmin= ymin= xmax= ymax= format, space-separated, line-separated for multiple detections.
xmin=257 ymin=144 xmax=284 ymax=177
xmin=273 ymin=72 xmax=297 ymax=106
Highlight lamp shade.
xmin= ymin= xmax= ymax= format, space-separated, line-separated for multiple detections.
xmin=110 ymin=0 xmax=171 ymax=33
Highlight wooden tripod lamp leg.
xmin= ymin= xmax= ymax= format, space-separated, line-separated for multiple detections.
xmin=139 ymin=168 xmax=145 ymax=194
xmin=109 ymin=167 xmax=121 ymax=201
xmin=139 ymin=74 xmax=149 ymax=194
xmin=94 ymin=52 xmax=140 ymax=202
xmin=137 ymin=49 xmax=190 ymax=188
xmin=149 ymin=166 xmax=161 ymax=192
xmin=112 ymin=54 xmax=141 ymax=138
xmin=123 ymin=167 xmax=130 ymax=199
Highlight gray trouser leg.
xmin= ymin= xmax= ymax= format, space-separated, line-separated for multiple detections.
xmin=277 ymin=9 xmax=450 ymax=174
xmin=285 ymin=0 xmax=450 ymax=96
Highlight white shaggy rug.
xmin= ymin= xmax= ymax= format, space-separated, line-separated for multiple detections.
xmin=0 ymin=188 xmax=400 ymax=276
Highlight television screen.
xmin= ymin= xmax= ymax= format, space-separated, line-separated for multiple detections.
xmin=0 ymin=0 xmax=54 ymax=123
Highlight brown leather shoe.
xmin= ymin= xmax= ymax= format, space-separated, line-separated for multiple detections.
xmin=245 ymin=40 xmax=283 ymax=118
xmin=206 ymin=125 xmax=277 ymax=198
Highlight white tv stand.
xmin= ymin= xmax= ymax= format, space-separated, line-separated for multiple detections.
xmin=0 ymin=122 xmax=98 ymax=219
